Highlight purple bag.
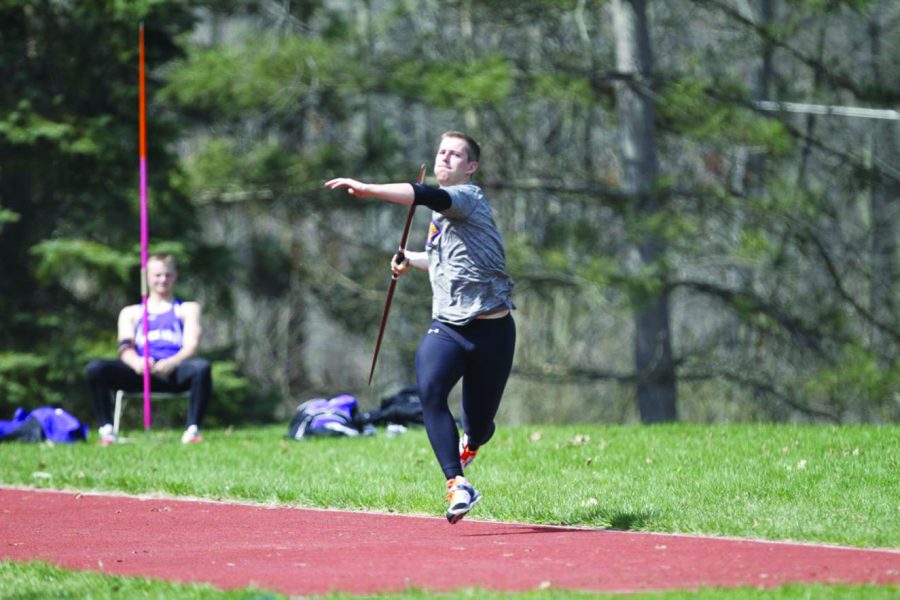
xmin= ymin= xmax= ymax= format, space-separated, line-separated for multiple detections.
xmin=0 ymin=407 xmax=88 ymax=443
xmin=287 ymin=394 xmax=360 ymax=440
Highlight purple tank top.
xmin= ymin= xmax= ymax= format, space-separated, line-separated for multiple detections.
xmin=134 ymin=300 xmax=184 ymax=360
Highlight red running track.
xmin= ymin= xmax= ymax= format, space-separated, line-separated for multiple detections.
xmin=1 ymin=488 xmax=898 ymax=595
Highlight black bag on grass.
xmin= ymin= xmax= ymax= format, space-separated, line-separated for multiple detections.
xmin=357 ymin=386 xmax=424 ymax=427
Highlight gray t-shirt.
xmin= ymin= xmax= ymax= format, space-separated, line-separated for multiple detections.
xmin=425 ymin=183 xmax=514 ymax=325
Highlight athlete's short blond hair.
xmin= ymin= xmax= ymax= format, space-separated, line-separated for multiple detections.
xmin=441 ymin=131 xmax=481 ymax=163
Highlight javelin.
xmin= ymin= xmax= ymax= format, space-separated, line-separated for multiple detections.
xmin=139 ymin=23 xmax=151 ymax=429
xmin=367 ymin=164 xmax=427 ymax=385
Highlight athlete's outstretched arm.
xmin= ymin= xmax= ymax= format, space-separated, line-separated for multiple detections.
xmin=324 ymin=178 xmax=414 ymax=206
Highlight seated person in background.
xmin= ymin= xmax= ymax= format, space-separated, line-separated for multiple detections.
xmin=85 ymin=253 xmax=211 ymax=445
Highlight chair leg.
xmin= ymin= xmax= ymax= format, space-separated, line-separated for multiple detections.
xmin=111 ymin=391 xmax=191 ymax=436
xmin=113 ymin=390 xmax=124 ymax=435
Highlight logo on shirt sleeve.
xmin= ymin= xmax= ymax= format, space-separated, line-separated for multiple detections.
xmin=426 ymin=220 xmax=442 ymax=250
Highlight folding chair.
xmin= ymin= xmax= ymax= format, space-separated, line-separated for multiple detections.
xmin=113 ymin=390 xmax=190 ymax=435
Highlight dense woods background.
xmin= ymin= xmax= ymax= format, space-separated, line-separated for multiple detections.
xmin=1 ymin=0 xmax=897 ymax=429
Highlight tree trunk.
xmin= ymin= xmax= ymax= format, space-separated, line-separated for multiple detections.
xmin=610 ymin=0 xmax=677 ymax=422
xmin=747 ymin=0 xmax=774 ymax=191
xmin=867 ymin=10 xmax=899 ymax=361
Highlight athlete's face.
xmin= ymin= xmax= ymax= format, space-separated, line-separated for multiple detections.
xmin=433 ymin=137 xmax=478 ymax=187
xmin=147 ymin=259 xmax=177 ymax=296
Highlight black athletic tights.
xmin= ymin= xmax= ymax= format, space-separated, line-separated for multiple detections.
xmin=415 ymin=315 xmax=515 ymax=480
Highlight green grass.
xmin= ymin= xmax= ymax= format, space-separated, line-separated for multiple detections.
xmin=1 ymin=423 xmax=898 ymax=598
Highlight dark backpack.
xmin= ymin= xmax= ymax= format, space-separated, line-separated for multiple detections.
xmin=358 ymin=386 xmax=424 ymax=427
xmin=287 ymin=394 xmax=361 ymax=440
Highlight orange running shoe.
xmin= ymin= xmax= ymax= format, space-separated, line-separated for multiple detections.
xmin=445 ymin=475 xmax=481 ymax=524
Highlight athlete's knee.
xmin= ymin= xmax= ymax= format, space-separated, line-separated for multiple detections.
xmin=417 ymin=380 xmax=449 ymax=411
xmin=182 ymin=358 xmax=212 ymax=377
xmin=84 ymin=359 xmax=107 ymax=382
xmin=468 ymin=421 xmax=496 ymax=447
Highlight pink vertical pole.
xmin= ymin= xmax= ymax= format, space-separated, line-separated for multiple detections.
xmin=139 ymin=23 xmax=151 ymax=429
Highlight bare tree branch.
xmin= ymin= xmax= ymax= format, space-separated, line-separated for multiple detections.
xmin=668 ymin=279 xmax=826 ymax=354
xmin=692 ymin=0 xmax=889 ymax=102
xmin=803 ymin=228 xmax=900 ymax=343
xmin=483 ymin=177 xmax=630 ymax=204
xmin=513 ymin=364 xmax=636 ymax=384
xmin=681 ymin=370 xmax=841 ymax=422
